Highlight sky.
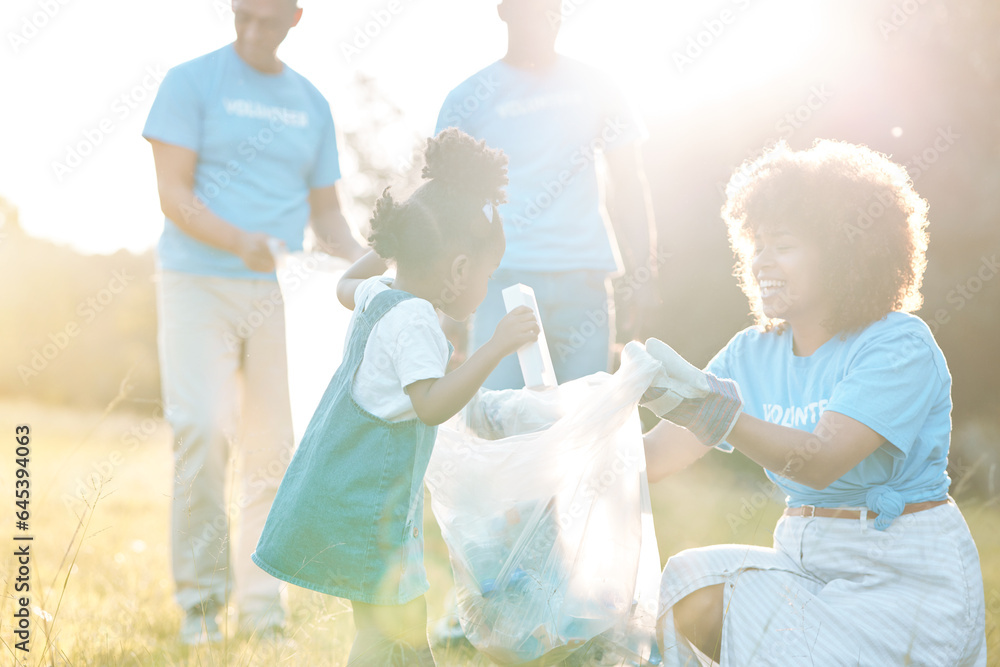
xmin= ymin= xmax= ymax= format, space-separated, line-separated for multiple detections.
xmin=1 ymin=0 xmax=831 ymax=255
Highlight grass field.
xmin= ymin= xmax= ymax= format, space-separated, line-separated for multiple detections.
xmin=1 ymin=400 xmax=996 ymax=666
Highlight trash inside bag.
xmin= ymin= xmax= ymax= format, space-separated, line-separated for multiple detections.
xmin=426 ymin=342 xmax=663 ymax=665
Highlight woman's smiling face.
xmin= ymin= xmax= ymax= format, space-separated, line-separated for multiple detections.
xmin=751 ymin=227 xmax=832 ymax=326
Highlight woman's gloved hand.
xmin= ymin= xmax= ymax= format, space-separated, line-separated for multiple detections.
xmin=640 ymin=337 xmax=743 ymax=448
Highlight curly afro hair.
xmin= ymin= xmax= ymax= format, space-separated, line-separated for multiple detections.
xmin=721 ymin=139 xmax=929 ymax=335
xmin=367 ymin=128 xmax=508 ymax=276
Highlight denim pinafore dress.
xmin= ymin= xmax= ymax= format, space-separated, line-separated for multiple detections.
xmin=252 ymin=289 xmax=441 ymax=605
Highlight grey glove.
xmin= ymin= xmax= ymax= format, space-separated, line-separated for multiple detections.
xmin=639 ymin=338 xmax=743 ymax=448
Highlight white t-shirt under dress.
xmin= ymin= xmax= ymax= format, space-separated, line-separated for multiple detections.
xmin=346 ymin=276 xmax=450 ymax=422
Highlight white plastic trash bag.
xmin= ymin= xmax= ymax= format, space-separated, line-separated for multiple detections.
xmin=273 ymin=250 xmax=352 ymax=446
xmin=426 ymin=342 xmax=663 ymax=665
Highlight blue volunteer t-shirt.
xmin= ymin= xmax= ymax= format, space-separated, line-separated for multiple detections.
xmin=435 ymin=56 xmax=646 ymax=273
xmin=707 ymin=312 xmax=952 ymax=512
xmin=143 ymin=44 xmax=341 ymax=280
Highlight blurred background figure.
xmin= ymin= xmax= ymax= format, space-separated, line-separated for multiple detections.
xmin=435 ymin=0 xmax=658 ymax=389
xmin=142 ymin=0 xmax=363 ymax=645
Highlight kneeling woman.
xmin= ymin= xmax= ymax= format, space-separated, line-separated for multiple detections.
xmin=643 ymin=140 xmax=986 ymax=665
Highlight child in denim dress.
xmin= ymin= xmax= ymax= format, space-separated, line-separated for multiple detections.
xmin=252 ymin=129 xmax=540 ymax=665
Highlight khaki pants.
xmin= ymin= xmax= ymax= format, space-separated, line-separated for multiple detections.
xmin=157 ymin=270 xmax=293 ymax=628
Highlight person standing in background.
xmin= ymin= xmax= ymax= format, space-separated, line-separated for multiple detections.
xmin=435 ymin=0 xmax=659 ymax=389
xmin=143 ymin=0 xmax=364 ymax=645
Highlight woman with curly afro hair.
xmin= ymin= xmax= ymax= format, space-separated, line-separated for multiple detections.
xmin=641 ymin=140 xmax=986 ymax=665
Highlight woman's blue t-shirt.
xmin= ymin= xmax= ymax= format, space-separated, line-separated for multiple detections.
xmin=706 ymin=312 xmax=952 ymax=511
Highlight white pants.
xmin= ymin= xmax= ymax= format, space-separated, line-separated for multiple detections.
xmin=157 ymin=271 xmax=293 ymax=627
xmin=658 ymin=502 xmax=987 ymax=666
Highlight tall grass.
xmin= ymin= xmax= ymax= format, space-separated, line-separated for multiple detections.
xmin=1 ymin=400 xmax=996 ymax=666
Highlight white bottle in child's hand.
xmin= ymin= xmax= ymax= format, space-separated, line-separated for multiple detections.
xmin=502 ymin=284 xmax=558 ymax=389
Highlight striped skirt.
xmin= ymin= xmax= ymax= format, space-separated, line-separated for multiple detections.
xmin=657 ymin=502 xmax=987 ymax=666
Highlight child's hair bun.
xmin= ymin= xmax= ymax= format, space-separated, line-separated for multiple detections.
xmin=422 ymin=127 xmax=509 ymax=206
xmin=367 ymin=187 xmax=402 ymax=260
xmin=366 ymin=128 xmax=508 ymax=267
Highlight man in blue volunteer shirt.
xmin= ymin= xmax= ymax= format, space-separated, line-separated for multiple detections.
xmin=143 ymin=0 xmax=363 ymax=645
xmin=436 ymin=0 xmax=658 ymax=390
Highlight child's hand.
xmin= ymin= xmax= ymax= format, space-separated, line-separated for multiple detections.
xmin=337 ymin=250 xmax=389 ymax=310
xmin=488 ymin=306 xmax=539 ymax=357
